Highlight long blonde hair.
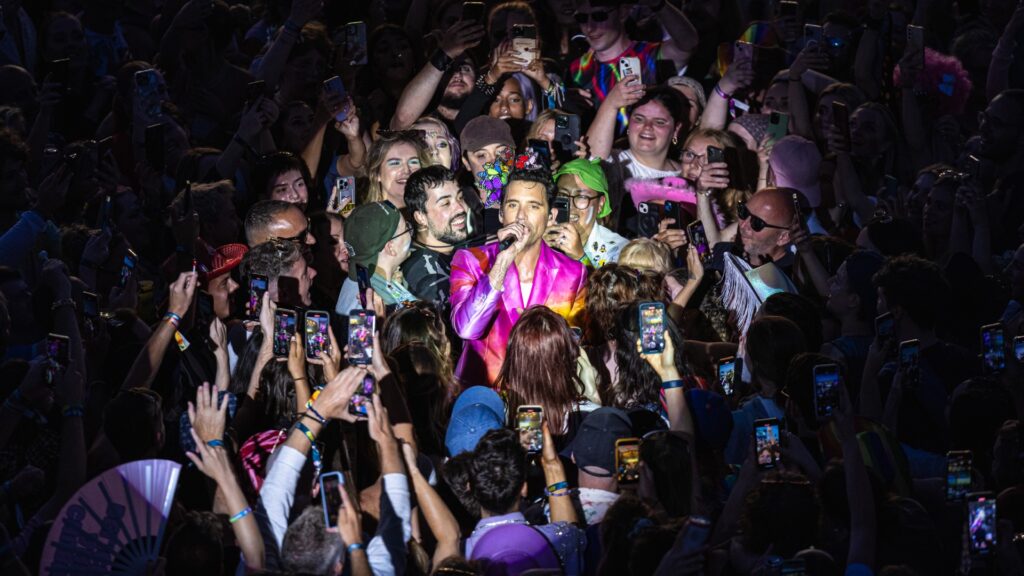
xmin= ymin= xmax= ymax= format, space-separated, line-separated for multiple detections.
xmin=365 ymin=131 xmax=431 ymax=203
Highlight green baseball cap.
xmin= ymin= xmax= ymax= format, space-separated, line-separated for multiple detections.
xmin=344 ymin=201 xmax=403 ymax=279
xmin=553 ymin=158 xmax=611 ymax=219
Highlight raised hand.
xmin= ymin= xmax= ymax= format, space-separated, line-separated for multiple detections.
xmin=637 ymin=330 xmax=681 ymax=382
xmin=440 ymin=20 xmax=486 ymax=59
xmin=167 ymin=271 xmax=198 ymax=317
xmin=604 ymin=74 xmax=644 ymax=110
xmin=188 ymin=382 xmax=229 ymax=444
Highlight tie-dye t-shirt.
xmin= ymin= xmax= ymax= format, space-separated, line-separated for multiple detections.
xmin=570 ymin=41 xmax=662 ymax=132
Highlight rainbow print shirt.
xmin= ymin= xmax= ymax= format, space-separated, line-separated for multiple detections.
xmin=570 ymin=41 xmax=662 ymax=132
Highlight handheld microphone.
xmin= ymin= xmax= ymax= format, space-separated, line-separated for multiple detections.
xmin=499 ymin=235 xmax=517 ymax=251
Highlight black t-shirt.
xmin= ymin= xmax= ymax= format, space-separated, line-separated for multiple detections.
xmin=401 ymin=243 xmax=454 ymax=312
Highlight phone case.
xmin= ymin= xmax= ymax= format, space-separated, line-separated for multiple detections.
xmin=638 ymin=302 xmax=666 ymax=354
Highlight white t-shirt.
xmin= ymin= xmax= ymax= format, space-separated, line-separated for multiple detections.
xmin=613 ymin=149 xmax=679 ymax=180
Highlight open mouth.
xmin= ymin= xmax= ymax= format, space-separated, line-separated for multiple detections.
xmin=638 ymin=133 xmax=657 ymax=142
xmin=451 ymin=215 xmax=467 ymax=228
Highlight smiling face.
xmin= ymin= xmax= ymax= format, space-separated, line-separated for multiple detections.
xmin=574 ymin=0 xmax=628 ymax=54
xmin=270 ymin=169 xmax=309 ymax=206
xmin=442 ymin=62 xmax=475 ymax=104
xmin=45 ymin=13 xmax=88 ymax=69
xmin=416 ymin=180 xmax=469 ymax=245
xmin=412 ymin=120 xmax=453 ymax=168
xmin=556 ymin=173 xmax=604 ymax=238
xmin=501 ymin=179 xmax=550 ymax=248
xmin=627 ymin=100 xmax=679 ymax=158
xmin=489 ymin=77 xmax=533 ymax=120
xmin=378 ymin=142 xmax=423 ymax=207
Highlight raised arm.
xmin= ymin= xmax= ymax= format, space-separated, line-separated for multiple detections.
xmin=251 ymin=0 xmax=323 ymax=87
xmin=647 ymin=0 xmax=699 ymax=70
xmin=702 ymin=59 xmax=754 ymax=131
xmin=854 ymin=8 xmax=885 ymax=101
xmin=122 ymin=272 xmax=197 ymax=390
xmin=986 ymin=6 xmax=1024 ymax=100
xmin=786 ymin=45 xmax=830 ymax=139
xmin=540 ymin=421 xmax=579 ymax=525
xmin=639 ymin=331 xmax=694 ymax=435
xmin=401 ymin=442 xmax=460 ymax=567
xmin=585 ymin=76 xmax=644 ymax=159
xmin=390 ymin=21 xmax=484 ymax=131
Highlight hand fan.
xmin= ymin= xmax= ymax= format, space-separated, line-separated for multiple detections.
xmin=39 ymin=459 xmax=181 ymax=575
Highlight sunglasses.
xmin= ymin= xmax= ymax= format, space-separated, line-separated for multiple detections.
xmin=573 ymin=9 xmax=612 ymax=23
xmin=738 ymin=202 xmax=789 ymax=232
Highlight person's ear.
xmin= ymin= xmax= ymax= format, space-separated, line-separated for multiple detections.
xmin=526 ymin=100 xmax=534 ymax=116
xmin=777 ymin=229 xmax=792 ymax=246
xmin=461 ymin=152 xmax=472 ymax=173
xmin=520 ymin=482 xmax=528 ymax=499
xmin=848 ymin=292 xmax=861 ymax=314
xmin=412 ymin=210 xmax=428 ymax=229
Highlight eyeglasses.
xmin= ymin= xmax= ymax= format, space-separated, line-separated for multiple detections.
xmin=560 ymin=193 xmax=601 ymax=210
xmin=573 ymin=9 xmax=612 ymax=23
xmin=681 ymin=149 xmax=707 ymax=166
xmin=279 ymin=218 xmax=312 ymax=244
xmin=738 ymin=202 xmax=789 ymax=232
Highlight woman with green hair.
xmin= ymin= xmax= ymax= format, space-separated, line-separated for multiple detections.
xmin=543 ymin=158 xmax=626 ymax=268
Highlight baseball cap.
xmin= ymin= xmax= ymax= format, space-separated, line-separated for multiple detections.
xmin=769 ymin=135 xmax=823 ymax=208
xmin=553 ymin=158 xmax=612 ymax=219
xmin=343 ymin=201 xmax=403 ymax=280
xmin=561 ymin=407 xmax=633 ymax=477
xmin=460 ymin=116 xmax=515 ymax=153
xmin=471 ymin=524 xmax=562 ymax=575
xmin=445 ymin=386 xmax=506 ymax=457
xmin=200 ymin=243 xmax=248 ymax=285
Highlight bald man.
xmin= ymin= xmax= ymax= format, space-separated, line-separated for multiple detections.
xmin=244 ymin=199 xmax=317 ymax=248
xmin=706 ymin=187 xmax=798 ymax=273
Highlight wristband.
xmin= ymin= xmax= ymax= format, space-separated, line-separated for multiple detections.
xmin=547 ymin=481 xmax=569 ymax=493
xmin=430 ymin=49 xmax=454 ymax=72
xmin=295 ymin=421 xmax=322 ymax=473
xmin=229 ymin=507 xmax=252 ymax=523
xmin=206 ymin=439 xmax=225 ymax=448
xmin=660 ymin=379 xmax=684 ymax=390
xmin=164 ymin=312 xmax=182 ymax=329
xmin=714 ymin=84 xmax=731 ymax=101
xmin=347 ymin=542 xmax=366 ymax=554
xmin=546 ymin=489 xmax=573 ymax=497
xmin=305 ymin=403 xmax=327 ymax=424
xmin=476 ymin=74 xmax=500 ymax=97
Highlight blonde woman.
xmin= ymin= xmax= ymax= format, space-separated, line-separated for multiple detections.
xmin=364 ymin=131 xmax=431 ymax=207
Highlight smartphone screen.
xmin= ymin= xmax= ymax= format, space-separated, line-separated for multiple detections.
xmin=273 ymin=309 xmax=297 ymax=357
xmin=686 ymin=221 xmax=711 ymax=264
xmin=349 ymin=374 xmax=376 ymax=417
xmin=946 ymin=450 xmax=972 ymax=501
xmin=246 ymin=275 xmax=269 ymax=320
xmin=638 ymin=302 xmax=666 ymax=354
xmin=1015 ymin=335 xmax=1024 ymax=363
xmin=82 ymin=291 xmax=99 ymax=318
xmin=134 ymin=69 xmax=162 ymax=117
xmin=343 ymin=21 xmax=368 ymax=66
xmin=717 ymin=356 xmax=736 ymax=396
xmin=615 ymin=438 xmax=641 ymax=484
xmin=875 ymin=312 xmax=894 ymax=341
xmin=980 ymin=323 xmax=1005 ymax=373
xmin=47 ymin=333 xmax=70 ymax=370
xmin=323 ymin=76 xmax=349 ymax=122
xmin=346 ymin=310 xmax=375 ymax=365
xmin=516 ymin=406 xmax=543 ymax=453
xmin=319 ymin=472 xmax=344 ymax=528
xmin=119 ymin=250 xmax=138 ymax=289
xmin=754 ymin=418 xmax=781 ymax=469
xmin=527 ymin=139 xmax=552 ymax=170
xmin=813 ymin=364 xmax=841 ymax=420
xmin=804 ymin=24 xmax=824 ymax=46
xmin=768 ymin=111 xmax=788 ymax=141
xmin=967 ymin=493 xmax=997 ymax=555
xmin=305 ymin=310 xmax=331 ymax=359
xmin=901 ymin=338 xmax=925 ymax=383
xmin=553 ymin=196 xmax=571 ymax=225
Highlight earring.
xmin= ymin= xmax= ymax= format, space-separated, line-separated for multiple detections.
xmin=672 ymin=136 xmax=679 ymax=146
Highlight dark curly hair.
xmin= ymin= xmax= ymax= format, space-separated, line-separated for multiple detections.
xmin=607 ymin=302 xmax=688 ymax=409
xmin=504 ymin=164 xmax=556 ymax=207
xmin=468 ymin=428 xmax=526 ymax=514
xmin=584 ymin=264 xmax=642 ymax=345
xmin=873 ymin=254 xmax=950 ymax=331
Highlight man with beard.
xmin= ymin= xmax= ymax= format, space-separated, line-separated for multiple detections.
xmin=714 ymin=187 xmax=798 ymax=273
xmin=390 ymin=20 xmax=485 ymax=131
xmin=402 ymin=166 xmax=469 ymax=312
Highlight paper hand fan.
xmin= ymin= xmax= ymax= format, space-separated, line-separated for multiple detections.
xmin=39 ymin=459 xmax=181 ymax=576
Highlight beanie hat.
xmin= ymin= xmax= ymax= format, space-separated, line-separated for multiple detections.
xmin=460 ymin=116 xmax=515 ymax=153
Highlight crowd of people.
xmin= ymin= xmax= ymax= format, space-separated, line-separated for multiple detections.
xmin=0 ymin=0 xmax=1023 ymax=573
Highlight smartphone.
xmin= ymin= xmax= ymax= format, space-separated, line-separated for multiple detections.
xmin=1015 ymin=335 xmax=1024 ymax=363
xmin=304 ymin=310 xmax=331 ymax=359
xmin=946 ymin=450 xmax=972 ymax=501
xmin=637 ymin=202 xmax=663 ymax=238
xmin=322 ymin=76 xmax=349 ymax=122
xmin=343 ymin=21 xmax=368 ymax=66
xmin=899 ymin=339 xmax=920 ymax=387
xmin=615 ymin=437 xmax=641 ymax=484
xmin=812 ymin=363 xmax=841 ymax=421
xmin=332 ymin=176 xmax=356 ymax=216
xmin=355 ymin=265 xmax=370 ymax=310
xmin=679 ymin=516 xmax=712 ymax=554
xmin=47 ymin=333 xmax=70 ymax=371
xmin=319 ymin=471 xmax=345 ymax=528
xmin=553 ymin=113 xmax=580 ymax=162
xmin=733 ymin=40 xmax=754 ymax=64
xmin=349 ymin=374 xmax=376 ymax=417
xmin=510 ymin=24 xmax=538 ymax=64
xmin=768 ymin=111 xmax=788 ymax=141
xmin=517 ymin=405 xmax=544 ymax=453
xmin=276 ymin=276 xmax=303 ymax=309
xmin=717 ymin=356 xmax=737 ymax=397
xmin=804 ymin=24 xmax=824 ymax=47
xmin=51 ymin=58 xmax=71 ymax=89
xmin=875 ymin=312 xmax=894 ymax=341
xmin=686 ymin=220 xmax=711 ymax=265
xmin=134 ymin=69 xmax=163 ymax=118
xmin=273 ymin=309 xmax=297 ymax=357
xmin=706 ymin=145 xmax=725 ymax=165
xmin=553 ymin=196 xmax=571 ymax=225
xmin=346 ymin=309 xmax=375 ymax=365
xmin=144 ymin=123 xmax=166 ymax=169
xmin=967 ymin=492 xmax=997 ymax=555
xmin=245 ymin=80 xmax=266 ymax=106
xmin=832 ymin=101 xmax=850 ymax=142
xmin=619 ymin=56 xmax=642 ymax=86
xmin=754 ymin=418 xmax=781 ymax=470
xmin=638 ymin=301 xmax=666 ymax=354
xmin=980 ymin=323 xmax=1005 ymax=374
xmin=119 ymin=249 xmax=138 ymax=289
xmin=246 ymin=274 xmax=269 ymax=320
xmin=462 ymin=1 xmax=485 ymax=23
xmin=527 ymin=139 xmax=552 ymax=169
xmin=906 ymin=25 xmax=925 ymax=63
xmin=82 ymin=290 xmax=100 ymax=320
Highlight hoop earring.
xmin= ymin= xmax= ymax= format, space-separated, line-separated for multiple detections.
xmin=672 ymin=136 xmax=679 ymax=146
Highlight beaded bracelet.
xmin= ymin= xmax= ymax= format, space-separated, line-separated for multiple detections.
xmin=545 ymin=488 xmax=573 ymax=497
xmin=229 ymin=507 xmax=252 ymax=524
xmin=206 ymin=439 xmax=225 ymax=448
xmin=347 ymin=542 xmax=366 ymax=554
